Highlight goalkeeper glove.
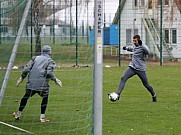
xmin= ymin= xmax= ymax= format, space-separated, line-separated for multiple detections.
xmin=54 ymin=78 xmax=62 ymax=87
xmin=123 ymin=46 xmax=127 ymax=50
xmin=17 ymin=76 xmax=23 ymax=87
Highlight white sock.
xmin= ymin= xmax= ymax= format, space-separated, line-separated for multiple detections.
xmin=40 ymin=114 xmax=45 ymax=119
xmin=17 ymin=111 xmax=21 ymax=116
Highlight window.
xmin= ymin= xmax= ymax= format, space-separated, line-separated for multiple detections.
xmin=50 ymin=26 xmax=53 ymax=35
xmin=172 ymin=29 xmax=177 ymax=44
xmin=164 ymin=29 xmax=169 ymax=43
xmin=134 ymin=29 xmax=138 ymax=35
xmin=157 ymin=0 xmax=169 ymax=5
xmin=1 ymin=26 xmax=8 ymax=33
xmin=148 ymin=0 xmax=152 ymax=9
xmin=134 ymin=0 xmax=138 ymax=7
xmin=157 ymin=0 xmax=159 ymax=5
xmin=165 ymin=0 xmax=169 ymax=5
xmin=126 ymin=29 xmax=139 ymax=44
xmin=141 ymin=0 xmax=145 ymax=6
xmin=126 ymin=29 xmax=131 ymax=43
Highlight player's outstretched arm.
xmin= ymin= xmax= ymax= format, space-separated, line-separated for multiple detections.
xmin=122 ymin=46 xmax=133 ymax=52
xmin=16 ymin=76 xmax=23 ymax=87
xmin=17 ymin=57 xmax=35 ymax=87
xmin=54 ymin=77 xmax=62 ymax=87
xmin=46 ymin=60 xmax=63 ymax=87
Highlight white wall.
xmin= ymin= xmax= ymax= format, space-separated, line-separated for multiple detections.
xmin=120 ymin=0 xmax=181 ymax=59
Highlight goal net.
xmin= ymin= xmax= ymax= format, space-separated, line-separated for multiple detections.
xmin=0 ymin=0 xmax=94 ymax=134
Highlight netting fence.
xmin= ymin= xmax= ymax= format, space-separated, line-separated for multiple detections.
xmin=0 ymin=0 xmax=181 ymax=134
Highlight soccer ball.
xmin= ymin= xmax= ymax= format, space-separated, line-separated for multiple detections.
xmin=108 ymin=92 xmax=119 ymax=102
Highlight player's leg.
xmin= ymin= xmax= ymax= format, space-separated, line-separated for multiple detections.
xmin=136 ymin=71 xmax=157 ymax=102
xmin=13 ymin=89 xmax=36 ymax=120
xmin=116 ymin=67 xmax=136 ymax=95
xmin=39 ymin=90 xmax=49 ymax=122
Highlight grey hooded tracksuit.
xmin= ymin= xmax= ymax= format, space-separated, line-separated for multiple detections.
xmin=117 ymin=44 xmax=156 ymax=97
xmin=18 ymin=45 xmax=57 ymax=114
xmin=22 ymin=54 xmax=56 ymax=93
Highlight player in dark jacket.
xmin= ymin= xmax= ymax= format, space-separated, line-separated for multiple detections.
xmin=13 ymin=45 xmax=62 ymax=122
xmin=109 ymin=35 xmax=157 ymax=102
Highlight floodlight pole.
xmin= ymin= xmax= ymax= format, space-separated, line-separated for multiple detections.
xmin=30 ymin=3 xmax=33 ymax=57
xmin=53 ymin=0 xmax=55 ymax=44
xmin=75 ymin=0 xmax=78 ymax=66
xmin=70 ymin=0 xmax=72 ymax=43
xmin=160 ymin=0 xmax=163 ymax=66
xmin=94 ymin=0 xmax=103 ymax=135
xmin=33 ymin=0 xmax=42 ymax=55
xmin=118 ymin=0 xmax=121 ymax=67
xmin=87 ymin=1 xmax=89 ymax=44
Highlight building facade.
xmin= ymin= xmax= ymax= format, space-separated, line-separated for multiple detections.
xmin=114 ymin=0 xmax=181 ymax=61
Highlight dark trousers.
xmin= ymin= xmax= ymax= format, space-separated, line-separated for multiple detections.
xmin=117 ymin=67 xmax=155 ymax=96
xmin=19 ymin=89 xmax=49 ymax=114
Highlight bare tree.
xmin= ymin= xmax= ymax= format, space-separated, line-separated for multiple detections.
xmin=33 ymin=0 xmax=43 ymax=55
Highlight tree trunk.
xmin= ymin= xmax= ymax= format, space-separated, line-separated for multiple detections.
xmin=33 ymin=0 xmax=42 ymax=55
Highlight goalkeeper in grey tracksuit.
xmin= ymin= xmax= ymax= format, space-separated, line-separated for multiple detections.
xmin=116 ymin=35 xmax=157 ymax=102
xmin=13 ymin=45 xmax=62 ymax=122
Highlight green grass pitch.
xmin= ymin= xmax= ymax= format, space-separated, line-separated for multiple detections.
xmin=0 ymin=64 xmax=181 ymax=134
xmin=103 ymin=64 xmax=181 ymax=135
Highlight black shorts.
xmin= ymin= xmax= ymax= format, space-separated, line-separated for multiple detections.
xmin=26 ymin=89 xmax=49 ymax=97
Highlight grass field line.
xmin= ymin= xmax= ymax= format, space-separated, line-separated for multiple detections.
xmin=0 ymin=121 xmax=35 ymax=135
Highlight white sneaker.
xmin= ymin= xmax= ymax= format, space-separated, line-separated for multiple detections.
xmin=13 ymin=112 xmax=21 ymax=120
xmin=40 ymin=118 xmax=50 ymax=122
